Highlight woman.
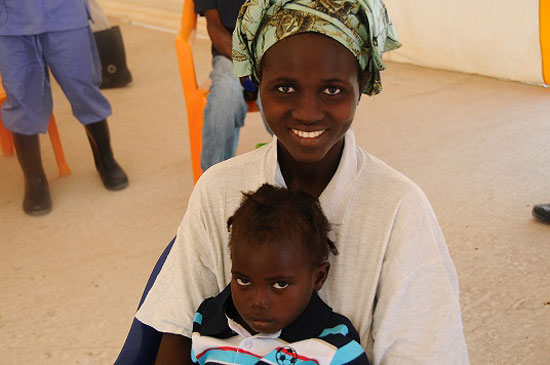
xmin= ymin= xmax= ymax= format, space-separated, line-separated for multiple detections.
xmin=136 ymin=0 xmax=469 ymax=363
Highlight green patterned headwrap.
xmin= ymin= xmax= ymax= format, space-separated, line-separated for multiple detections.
xmin=232 ymin=0 xmax=401 ymax=95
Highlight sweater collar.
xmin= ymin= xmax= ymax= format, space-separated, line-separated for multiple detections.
xmin=265 ymin=129 xmax=359 ymax=226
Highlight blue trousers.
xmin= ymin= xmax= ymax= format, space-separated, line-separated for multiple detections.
xmin=200 ymin=56 xmax=269 ymax=171
xmin=0 ymin=26 xmax=111 ymax=135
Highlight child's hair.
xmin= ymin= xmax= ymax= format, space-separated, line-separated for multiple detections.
xmin=227 ymin=184 xmax=338 ymax=267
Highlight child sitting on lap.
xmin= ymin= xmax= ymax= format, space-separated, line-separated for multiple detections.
xmin=191 ymin=184 xmax=368 ymax=364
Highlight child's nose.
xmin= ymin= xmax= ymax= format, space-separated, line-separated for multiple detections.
xmin=250 ymin=288 xmax=270 ymax=310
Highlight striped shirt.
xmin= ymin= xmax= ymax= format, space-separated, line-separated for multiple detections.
xmin=191 ymin=285 xmax=369 ymax=365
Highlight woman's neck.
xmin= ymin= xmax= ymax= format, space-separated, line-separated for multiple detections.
xmin=277 ymin=140 xmax=344 ymax=198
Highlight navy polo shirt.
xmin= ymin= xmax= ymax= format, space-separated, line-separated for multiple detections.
xmin=191 ymin=285 xmax=369 ymax=364
xmin=193 ymin=0 xmax=246 ymax=57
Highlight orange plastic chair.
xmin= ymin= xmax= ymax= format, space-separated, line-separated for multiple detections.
xmin=175 ymin=0 xmax=258 ymax=184
xmin=0 ymin=78 xmax=71 ymax=177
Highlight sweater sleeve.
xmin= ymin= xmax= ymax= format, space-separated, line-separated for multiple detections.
xmin=136 ymin=182 xmax=224 ymax=338
xmin=370 ymin=189 xmax=469 ymax=364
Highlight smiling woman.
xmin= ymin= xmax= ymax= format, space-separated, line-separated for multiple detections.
xmin=259 ymin=33 xmax=360 ymax=196
xmin=135 ymin=1 xmax=470 ymax=364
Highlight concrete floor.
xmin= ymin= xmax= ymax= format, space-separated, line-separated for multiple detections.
xmin=1 ymin=18 xmax=549 ymax=365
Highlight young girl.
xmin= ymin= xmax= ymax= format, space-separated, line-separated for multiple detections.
xmin=191 ymin=184 xmax=368 ymax=364
xmin=137 ymin=0 xmax=469 ymax=363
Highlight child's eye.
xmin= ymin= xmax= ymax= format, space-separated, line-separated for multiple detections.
xmin=236 ymin=278 xmax=251 ymax=286
xmin=322 ymin=86 xmax=342 ymax=95
xmin=272 ymin=281 xmax=289 ymax=289
xmin=277 ymin=85 xmax=295 ymax=94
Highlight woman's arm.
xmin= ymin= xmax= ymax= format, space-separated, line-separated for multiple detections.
xmin=204 ymin=9 xmax=233 ymax=59
xmin=155 ymin=334 xmax=192 ymax=365
xmin=371 ymin=192 xmax=469 ymax=364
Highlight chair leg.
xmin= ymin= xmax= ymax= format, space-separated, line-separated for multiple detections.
xmin=0 ymin=105 xmax=14 ymax=156
xmin=188 ymin=93 xmax=207 ymax=184
xmin=47 ymin=114 xmax=71 ymax=177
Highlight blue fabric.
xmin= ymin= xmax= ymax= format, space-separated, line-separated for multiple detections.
xmin=320 ymin=324 xmax=349 ymax=338
xmin=201 ymin=55 xmax=249 ymax=171
xmin=331 ymin=341 xmax=368 ymax=364
xmin=114 ymin=238 xmax=176 ymax=365
xmin=200 ymin=55 xmax=269 ymax=171
xmin=0 ymin=27 xmax=111 ymax=135
xmin=0 ymin=0 xmax=90 ymax=36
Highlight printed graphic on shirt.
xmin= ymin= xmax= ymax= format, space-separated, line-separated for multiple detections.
xmin=275 ymin=346 xmax=298 ymax=365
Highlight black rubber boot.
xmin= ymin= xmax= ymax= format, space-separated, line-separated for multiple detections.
xmin=12 ymin=133 xmax=52 ymax=216
xmin=532 ymin=204 xmax=550 ymax=224
xmin=93 ymin=26 xmax=133 ymax=89
xmin=85 ymin=120 xmax=128 ymax=190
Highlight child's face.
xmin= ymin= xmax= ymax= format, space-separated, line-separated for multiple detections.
xmin=259 ymin=32 xmax=361 ymax=164
xmin=231 ymin=240 xmax=329 ymax=334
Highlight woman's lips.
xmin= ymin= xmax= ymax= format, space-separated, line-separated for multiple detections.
xmin=291 ymin=128 xmax=326 ymax=139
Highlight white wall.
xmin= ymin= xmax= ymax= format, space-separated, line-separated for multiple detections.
xmin=384 ymin=0 xmax=543 ymax=84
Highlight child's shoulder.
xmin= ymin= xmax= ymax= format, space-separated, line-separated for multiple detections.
xmin=322 ymin=311 xmax=361 ymax=343
xmin=318 ymin=311 xmax=369 ymax=364
xmin=192 ymin=285 xmax=232 ymax=332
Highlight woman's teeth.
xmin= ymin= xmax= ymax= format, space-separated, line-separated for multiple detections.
xmin=291 ymin=129 xmax=326 ymax=138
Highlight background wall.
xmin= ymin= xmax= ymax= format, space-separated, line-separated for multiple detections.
xmin=98 ymin=0 xmax=546 ymax=85
xmin=383 ymin=0 xmax=544 ymax=84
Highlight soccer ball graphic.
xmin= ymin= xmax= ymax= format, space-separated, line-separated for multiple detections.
xmin=275 ymin=346 xmax=298 ymax=365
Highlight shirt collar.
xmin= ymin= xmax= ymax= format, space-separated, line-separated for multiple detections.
xmin=265 ymin=129 xmax=359 ymax=226
xmin=199 ymin=285 xmax=334 ymax=342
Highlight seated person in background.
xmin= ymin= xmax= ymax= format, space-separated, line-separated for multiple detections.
xmin=194 ymin=0 xmax=265 ymax=171
xmin=138 ymin=0 xmax=469 ymax=363
xmin=191 ymin=184 xmax=368 ymax=364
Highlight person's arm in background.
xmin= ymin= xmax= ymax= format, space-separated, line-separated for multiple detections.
xmin=155 ymin=334 xmax=192 ymax=365
xmin=204 ymin=8 xmax=233 ymax=59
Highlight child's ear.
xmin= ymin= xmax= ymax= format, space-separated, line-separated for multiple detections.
xmin=314 ymin=262 xmax=330 ymax=290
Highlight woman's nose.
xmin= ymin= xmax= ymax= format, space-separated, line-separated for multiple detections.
xmin=291 ymin=93 xmax=324 ymax=124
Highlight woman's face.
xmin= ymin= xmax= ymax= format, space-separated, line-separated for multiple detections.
xmin=259 ymin=32 xmax=361 ymax=164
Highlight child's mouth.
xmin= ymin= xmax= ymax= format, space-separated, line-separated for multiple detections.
xmin=247 ymin=317 xmax=276 ymax=332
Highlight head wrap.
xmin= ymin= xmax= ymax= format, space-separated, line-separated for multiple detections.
xmin=232 ymin=0 xmax=400 ymax=95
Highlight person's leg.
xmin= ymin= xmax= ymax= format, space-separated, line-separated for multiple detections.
xmin=200 ymin=56 xmax=248 ymax=171
xmin=0 ymin=35 xmax=54 ymax=215
xmin=532 ymin=204 xmax=550 ymax=223
xmin=42 ymin=27 xmax=128 ymax=190
xmin=12 ymin=133 xmax=51 ymax=215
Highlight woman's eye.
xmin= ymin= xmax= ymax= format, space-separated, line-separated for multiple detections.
xmin=277 ymin=85 xmax=295 ymax=94
xmin=236 ymin=278 xmax=251 ymax=286
xmin=272 ymin=281 xmax=289 ymax=289
xmin=323 ymin=86 xmax=342 ymax=95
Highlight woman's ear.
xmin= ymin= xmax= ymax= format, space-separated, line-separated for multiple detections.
xmin=314 ymin=262 xmax=330 ymax=290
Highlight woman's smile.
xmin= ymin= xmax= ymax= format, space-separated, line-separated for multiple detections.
xmin=259 ymin=33 xmax=361 ymax=168
xmin=290 ymin=128 xmax=326 ymax=139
